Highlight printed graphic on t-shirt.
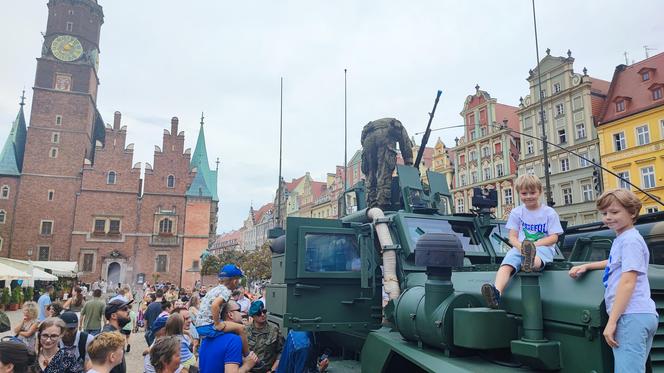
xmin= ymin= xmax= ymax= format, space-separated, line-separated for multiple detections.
xmin=603 ymin=254 xmax=612 ymax=288
xmin=522 ymin=222 xmax=547 ymax=241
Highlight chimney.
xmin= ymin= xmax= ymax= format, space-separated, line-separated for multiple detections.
xmin=171 ymin=117 xmax=179 ymax=135
xmin=113 ymin=111 xmax=121 ymax=130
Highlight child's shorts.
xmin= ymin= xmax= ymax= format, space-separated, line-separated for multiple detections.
xmin=196 ymin=324 xmax=226 ymax=338
xmin=500 ymin=247 xmax=554 ymax=272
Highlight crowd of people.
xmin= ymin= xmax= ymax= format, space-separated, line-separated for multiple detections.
xmin=0 ymin=266 xmax=323 ymax=373
xmin=0 ymin=282 xmax=134 ymax=373
xmin=138 ymin=265 xmax=294 ymax=373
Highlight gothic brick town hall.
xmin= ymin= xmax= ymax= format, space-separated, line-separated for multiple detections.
xmin=0 ymin=0 xmax=219 ymax=289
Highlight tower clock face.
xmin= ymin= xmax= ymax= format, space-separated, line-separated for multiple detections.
xmin=51 ymin=35 xmax=84 ymax=62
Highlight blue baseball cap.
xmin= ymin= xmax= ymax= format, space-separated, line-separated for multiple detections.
xmin=219 ymin=264 xmax=244 ymax=279
xmin=151 ymin=316 xmax=168 ymax=333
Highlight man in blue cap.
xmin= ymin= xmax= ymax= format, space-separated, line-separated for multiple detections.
xmin=194 ymin=264 xmax=249 ymax=355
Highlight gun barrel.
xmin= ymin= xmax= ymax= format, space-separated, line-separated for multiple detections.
xmin=414 ymin=90 xmax=442 ymax=169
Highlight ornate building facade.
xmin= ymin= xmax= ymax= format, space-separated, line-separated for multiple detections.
xmin=517 ymin=49 xmax=608 ymax=225
xmin=0 ymin=0 xmax=218 ymax=289
xmin=597 ymin=52 xmax=664 ymax=213
xmin=451 ymin=85 xmax=520 ymax=219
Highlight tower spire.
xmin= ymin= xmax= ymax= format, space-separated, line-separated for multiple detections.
xmin=200 ymin=111 xmax=205 ymax=126
xmin=19 ymin=90 xmax=26 ymax=107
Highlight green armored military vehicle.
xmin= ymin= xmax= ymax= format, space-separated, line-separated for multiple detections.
xmin=266 ymin=163 xmax=664 ymax=372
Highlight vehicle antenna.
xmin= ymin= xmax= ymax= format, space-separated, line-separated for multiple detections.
xmin=344 ymin=68 xmax=348 ymax=209
xmin=276 ymin=77 xmax=284 ymax=227
xmin=531 ymin=0 xmax=553 ymax=207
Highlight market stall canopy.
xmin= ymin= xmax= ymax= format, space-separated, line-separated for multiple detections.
xmin=30 ymin=267 xmax=58 ymax=281
xmin=0 ymin=258 xmax=59 ymax=282
xmin=30 ymin=261 xmax=78 ymax=277
xmin=0 ymin=261 xmax=31 ymax=283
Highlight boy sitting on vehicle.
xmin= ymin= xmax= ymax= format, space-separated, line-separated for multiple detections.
xmin=481 ymin=174 xmax=563 ymax=308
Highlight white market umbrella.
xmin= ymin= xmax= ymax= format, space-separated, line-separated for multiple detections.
xmin=0 ymin=262 xmax=31 ymax=286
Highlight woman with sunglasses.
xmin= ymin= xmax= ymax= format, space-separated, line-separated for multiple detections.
xmin=36 ymin=317 xmax=81 ymax=373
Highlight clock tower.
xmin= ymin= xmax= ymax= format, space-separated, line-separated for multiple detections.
xmin=12 ymin=0 xmax=105 ymax=261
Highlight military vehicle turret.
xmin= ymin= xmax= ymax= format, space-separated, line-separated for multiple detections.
xmin=265 ymin=163 xmax=664 ymax=372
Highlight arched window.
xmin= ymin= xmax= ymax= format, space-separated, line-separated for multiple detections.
xmin=107 ymin=171 xmax=117 ymax=184
xmin=159 ymin=218 xmax=173 ymax=235
xmin=0 ymin=210 xmax=5 ymax=224
xmin=167 ymin=175 xmax=175 ymax=188
xmin=0 ymin=185 xmax=9 ymax=199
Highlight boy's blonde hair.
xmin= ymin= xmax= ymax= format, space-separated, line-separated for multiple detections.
xmin=596 ymin=188 xmax=642 ymax=221
xmin=514 ymin=174 xmax=543 ymax=193
xmin=87 ymin=331 xmax=125 ymax=364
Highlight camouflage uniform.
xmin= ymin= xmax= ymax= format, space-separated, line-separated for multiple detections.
xmin=246 ymin=322 xmax=284 ymax=373
xmin=361 ymin=118 xmax=413 ymax=209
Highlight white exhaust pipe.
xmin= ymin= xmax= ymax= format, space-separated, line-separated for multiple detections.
xmin=367 ymin=207 xmax=401 ymax=300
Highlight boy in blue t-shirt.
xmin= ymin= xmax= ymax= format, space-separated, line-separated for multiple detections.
xmin=569 ymin=189 xmax=657 ymax=373
xmin=482 ymin=174 xmax=563 ymax=308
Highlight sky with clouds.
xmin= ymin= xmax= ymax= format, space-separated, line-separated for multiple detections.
xmin=1 ymin=0 xmax=662 ymax=232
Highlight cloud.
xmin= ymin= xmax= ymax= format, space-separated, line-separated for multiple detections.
xmin=1 ymin=0 xmax=662 ymax=231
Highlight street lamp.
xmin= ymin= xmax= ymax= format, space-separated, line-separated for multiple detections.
xmin=27 ymin=248 xmax=33 ymax=259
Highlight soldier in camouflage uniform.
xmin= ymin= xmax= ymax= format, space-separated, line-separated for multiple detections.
xmin=361 ymin=118 xmax=413 ymax=210
xmin=246 ymin=300 xmax=284 ymax=373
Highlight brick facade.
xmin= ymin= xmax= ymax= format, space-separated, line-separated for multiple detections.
xmin=0 ymin=0 xmax=218 ymax=287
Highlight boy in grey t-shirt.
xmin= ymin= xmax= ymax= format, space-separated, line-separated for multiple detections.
xmin=569 ymin=189 xmax=657 ymax=373
xmin=482 ymin=174 xmax=563 ymax=308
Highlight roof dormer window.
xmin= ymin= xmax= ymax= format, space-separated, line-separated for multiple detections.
xmin=649 ymin=83 xmax=663 ymax=101
xmin=613 ymin=96 xmax=631 ymax=113
xmin=638 ymin=67 xmax=655 ymax=82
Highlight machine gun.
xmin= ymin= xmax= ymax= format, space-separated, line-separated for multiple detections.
xmin=413 ymin=90 xmax=442 ymax=169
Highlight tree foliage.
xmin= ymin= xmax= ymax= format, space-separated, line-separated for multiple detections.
xmin=200 ymin=244 xmax=272 ymax=283
xmin=243 ymin=243 xmax=272 ymax=283
xmin=201 ymin=254 xmax=221 ymax=276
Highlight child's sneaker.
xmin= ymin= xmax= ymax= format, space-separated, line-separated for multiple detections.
xmin=481 ymin=283 xmax=501 ymax=309
xmin=522 ymin=240 xmax=536 ymax=272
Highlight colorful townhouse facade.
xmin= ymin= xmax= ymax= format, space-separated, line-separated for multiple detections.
xmin=432 ymin=137 xmax=455 ymax=191
xmin=596 ymin=52 xmax=664 ymax=213
xmin=451 ymin=85 xmax=520 ymax=219
xmin=241 ymin=202 xmax=274 ymax=251
xmin=517 ymin=49 xmax=609 ymax=225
